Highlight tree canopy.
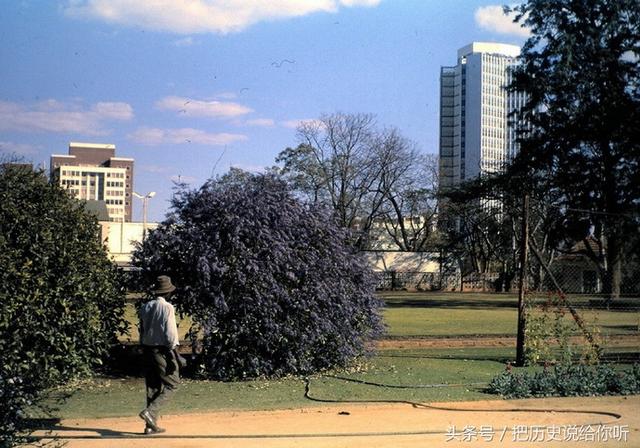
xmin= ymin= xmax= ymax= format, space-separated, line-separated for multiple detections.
xmin=277 ymin=113 xmax=439 ymax=251
xmin=0 ymin=164 xmax=127 ymax=446
xmin=505 ymin=0 xmax=640 ymax=296
xmin=133 ymin=172 xmax=384 ymax=380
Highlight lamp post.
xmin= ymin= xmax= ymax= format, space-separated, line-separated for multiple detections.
xmin=133 ymin=191 xmax=156 ymax=240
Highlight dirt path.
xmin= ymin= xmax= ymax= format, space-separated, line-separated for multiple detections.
xmin=31 ymin=395 xmax=639 ymax=447
xmin=377 ymin=334 xmax=640 ymax=349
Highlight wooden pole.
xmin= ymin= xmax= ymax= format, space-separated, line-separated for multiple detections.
xmin=515 ymin=194 xmax=529 ymax=367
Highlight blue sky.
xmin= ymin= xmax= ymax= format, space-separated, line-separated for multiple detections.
xmin=0 ymin=0 xmax=528 ymax=222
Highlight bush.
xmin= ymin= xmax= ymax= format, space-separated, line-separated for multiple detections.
xmin=488 ymin=364 xmax=640 ymax=399
xmin=525 ymin=296 xmax=602 ymax=366
xmin=133 ymin=171 xmax=384 ymax=380
xmin=0 ymin=165 xmax=127 ymax=446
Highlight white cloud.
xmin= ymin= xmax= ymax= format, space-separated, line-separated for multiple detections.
xmin=173 ymin=36 xmax=196 ymax=46
xmin=246 ymin=118 xmax=275 ymax=127
xmin=281 ymin=118 xmax=322 ymax=129
xmin=216 ymin=92 xmax=238 ymax=100
xmin=129 ymin=127 xmax=247 ymax=146
xmin=0 ymin=141 xmax=40 ymax=156
xmin=64 ymin=0 xmax=382 ymax=35
xmin=475 ymin=5 xmax=530 ymax=37
xmin=92 ymin=101 xmax=134 ymax=119
xmin=339 ymin=0 xmax=380 ymax=5
xmin=0 ymin=99 xmax=133 ymax=135
xmin=156 ymin=96 xmax=253 ymax=118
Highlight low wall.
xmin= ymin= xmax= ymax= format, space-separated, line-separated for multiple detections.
xmin=363 ymin=251 xmax=448 ymax=290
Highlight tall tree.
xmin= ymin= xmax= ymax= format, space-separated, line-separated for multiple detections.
xmin=0 ymin=162 xmax=127 ymax=446
xmin=508 ymin=0 xmax=640 ymax=298
xmin=277 ymin=113 xmax=435 ymax=250
xmin=376 ymin=154 xmax=440 ymax=252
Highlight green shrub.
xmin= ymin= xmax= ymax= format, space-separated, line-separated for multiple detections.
xmin=525 ymin=295 xmax=602 ymax=366
xmin=133 ymin=172 xmax=384 ymax=380
xmin=488 ymin=364 xmax=640 ymax=399
xmin=0 ymin=165 xmax=127 ymax=446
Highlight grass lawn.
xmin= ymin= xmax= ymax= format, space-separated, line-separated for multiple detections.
xmin=381 ymin=292 xmax=639 ymax=338
xmin=43 ymin=345 xmax=640 ymax=420
xmin=121 ymin=292 xmax=639 ymax=342
xmin=47 ymin=292 xmax=637 ymax=420
xmin=44 ymin=347 xmax=518 ymax=419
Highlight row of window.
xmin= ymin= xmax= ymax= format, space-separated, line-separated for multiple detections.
xmin=482 ymin=148 xmax=507 ymax=159
xmin=481 ymin=139 xmax=506 ymax=152
xmin=481 ymin=55 xmax=515 ymax=72
xmin=66 ymin=188 xmax=130 ymax=205
xmin=63 ymin=179 xmax=129 ymax=188
xmin=63 ymin=179 xmax=97 ymax=186
xmin=482 ymin=127 xmax=505 ymax=139
xmin=61 ymin=170 xmax=82 ymax=176
xmin=482 ymin=116 xmax=507 ymax=129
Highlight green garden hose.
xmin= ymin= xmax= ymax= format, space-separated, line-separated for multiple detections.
xmin=303 ymin=375 xmax=623 ymax=422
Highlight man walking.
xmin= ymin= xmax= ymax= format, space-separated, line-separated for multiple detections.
xmin=138 ymin=275 xmax=181 ymax=435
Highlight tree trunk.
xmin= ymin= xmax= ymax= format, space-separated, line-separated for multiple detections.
xmin=603 ymin=232 xmax=622 ymax=300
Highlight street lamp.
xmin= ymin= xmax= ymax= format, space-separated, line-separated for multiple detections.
xmin=133 ymin=191 xmax=156 ymax=240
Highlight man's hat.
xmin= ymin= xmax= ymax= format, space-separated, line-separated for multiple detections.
xmin=152 ymin=275 xmax=176 ymax=295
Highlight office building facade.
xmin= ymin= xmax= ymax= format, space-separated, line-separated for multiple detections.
xmin=439 ymin=42 xmax=525 ymax=190
xmin=50 ymin=142 xmax=134 ymax=222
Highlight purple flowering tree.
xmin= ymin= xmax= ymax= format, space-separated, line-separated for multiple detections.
xmin=133 ymin=171 xmax=384 ymax=380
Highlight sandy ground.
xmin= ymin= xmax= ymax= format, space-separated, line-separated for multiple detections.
xmin=31 ymin=395 xmax=639 ymax=447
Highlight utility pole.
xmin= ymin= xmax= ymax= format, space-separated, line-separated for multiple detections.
xmin=133 ymin=191 xmax=156 ymax=240
xmin=515 ymin=194 xmax=529 ymax=367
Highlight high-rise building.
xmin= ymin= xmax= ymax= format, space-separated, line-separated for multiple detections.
xmin=439 ymin=42 xmax=525 ymax=190
xmin=50 ymin=142 xmax=134 ymax=222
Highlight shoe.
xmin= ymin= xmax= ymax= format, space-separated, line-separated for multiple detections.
xmin=139 ymin=410 xmax=164 ymax=433
xmin=144 ymin=426 xmax=166 ymax=435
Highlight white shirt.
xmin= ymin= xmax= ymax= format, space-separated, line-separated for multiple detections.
xmin=139 ymin=296 xmax=180 ymax=349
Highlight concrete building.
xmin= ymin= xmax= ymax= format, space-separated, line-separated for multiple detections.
xmin=439 ymin=42 xmax=526 ymax=190
xmin=50 ymin=142 xmax=134 ymax=222
xmin=99 ymin=220 xmax=158 ymax=265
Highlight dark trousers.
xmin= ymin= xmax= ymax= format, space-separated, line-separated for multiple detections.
xmin=143 ymin=346 xmax=180 ymax=422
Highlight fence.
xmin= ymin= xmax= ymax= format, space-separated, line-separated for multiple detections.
xmin=375 ymin=271 xmax=504 ymax=292
xmin=374 ymin=262 xmax=640 ymax=295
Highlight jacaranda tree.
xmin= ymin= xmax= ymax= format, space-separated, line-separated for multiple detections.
xmin=0 ymin=163 xmax=127 ymax=446
xmin=133 ymin=171 xmax=384 ymax=380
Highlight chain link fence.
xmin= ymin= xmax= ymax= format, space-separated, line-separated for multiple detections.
xmin=371 ymin=253 xmax=639 ymax=364
xmin=521 ymin=257 xmax=640 ymax=365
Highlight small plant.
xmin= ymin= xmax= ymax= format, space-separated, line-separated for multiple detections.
xmin=488 ymin=364 xmax=640 ymax=399
xmin=524 ymin=294 xmax=601 ymax=366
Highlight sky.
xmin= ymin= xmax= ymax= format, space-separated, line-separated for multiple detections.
xmin=0 ymin=0 xmax=528 ymax=222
